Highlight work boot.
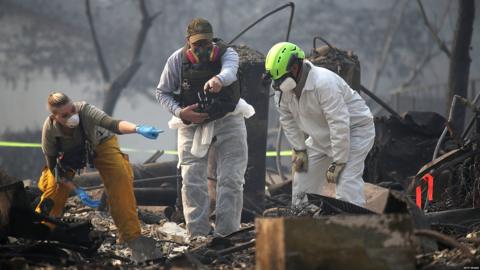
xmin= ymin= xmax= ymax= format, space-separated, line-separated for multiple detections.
xmin=127 ymin=235 xmax=163 ymax=263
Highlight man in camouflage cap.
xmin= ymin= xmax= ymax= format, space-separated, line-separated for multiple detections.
xmin=186 ymin=18 xmax=214 ymax=43
xmin=156 ymin=18 xmax=249 ymax=237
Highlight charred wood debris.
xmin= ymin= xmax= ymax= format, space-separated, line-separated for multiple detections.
xmin=1 ymin=44 xmax=480 ymax=270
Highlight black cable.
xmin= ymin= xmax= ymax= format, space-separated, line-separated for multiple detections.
xmin=228 ymin=2 xmax=295 ymax=44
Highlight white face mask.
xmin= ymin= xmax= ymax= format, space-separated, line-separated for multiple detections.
xmin=279 ymin=77 xmax=297 ymax=93
xmin=65 ymin=113 xmax=80 ymax=128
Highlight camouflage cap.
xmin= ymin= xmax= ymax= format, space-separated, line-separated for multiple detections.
xmin=186 ymin=18 xmax=213 ymax=43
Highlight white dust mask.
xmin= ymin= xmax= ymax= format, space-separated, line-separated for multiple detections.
xmin=279 ymin=77 xmax=297 ymax=92
xmin=65 ymin=113 xmax=80 ymax=128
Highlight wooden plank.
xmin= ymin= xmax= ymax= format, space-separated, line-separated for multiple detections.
xmin=256 ymin=215 xmax=416 ymax=270
xmin=320 ymin=182 xmax=391 ymax=214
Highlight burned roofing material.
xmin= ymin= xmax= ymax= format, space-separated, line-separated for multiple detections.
xmin=364 ymin=111 xmax=448 ymax=189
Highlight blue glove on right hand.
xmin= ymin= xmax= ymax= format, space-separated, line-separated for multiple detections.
xmin=136 ymin=125 xmax=163 ymax=139
xmin=75 ymin=187 xmax=101 ymax=208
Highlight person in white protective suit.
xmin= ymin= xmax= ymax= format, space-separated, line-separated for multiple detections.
xmin=155 ymin=18 xmax=254 ymax=237
xmin=265 ymin=42 xmax=375 ymax=207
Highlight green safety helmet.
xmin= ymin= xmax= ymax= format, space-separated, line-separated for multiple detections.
xmin=265 ymin=42 xmax=305 ymax=80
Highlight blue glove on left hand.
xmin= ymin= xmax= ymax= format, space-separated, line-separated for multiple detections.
xmin=136 ymin=125 xmax=164 ymax=139
xmin=75 ymin=187 xmax=101 ymax=208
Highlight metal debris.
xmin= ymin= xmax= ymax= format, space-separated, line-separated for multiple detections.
xmin=156 ymin=222 xmax=188 ymax=244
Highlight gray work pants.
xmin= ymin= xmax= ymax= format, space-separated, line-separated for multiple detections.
xmin=178 ymin=114 xmax=248 ymax=236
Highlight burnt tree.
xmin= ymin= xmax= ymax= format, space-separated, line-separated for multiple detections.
xmin=448 ymin=0 xmax=475 ymax=135
xmin=85 ymin=0 xmax=160 ymax=115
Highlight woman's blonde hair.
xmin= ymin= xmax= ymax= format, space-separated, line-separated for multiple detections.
xmin=47 ymin=92 xmax=71 ymax=112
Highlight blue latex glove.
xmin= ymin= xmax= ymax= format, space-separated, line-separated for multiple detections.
xmin=75 ymin=187 xmax=101 ymax=208
xmin=136 ymin=125 xmax=163 ymax=139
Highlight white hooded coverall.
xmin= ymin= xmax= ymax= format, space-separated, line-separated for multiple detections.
xmin=276 ymin=60 xmax=375 ymax=207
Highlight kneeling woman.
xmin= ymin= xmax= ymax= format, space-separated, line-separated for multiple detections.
xmin=36 ymin=92 xmax=162 ymax=261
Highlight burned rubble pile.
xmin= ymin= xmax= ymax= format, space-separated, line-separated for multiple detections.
xmin=308 ymin=36 xmax=361 ymax=91
xmin=232 ymin=45 xmax=264 ymax=64
xmin=0 ymin=167 xmax=256 ymax=269
xmin=364 ymin=111 xmax=449 ymax=189
xmin=2 ymin=126 xmax=480 ymax=269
